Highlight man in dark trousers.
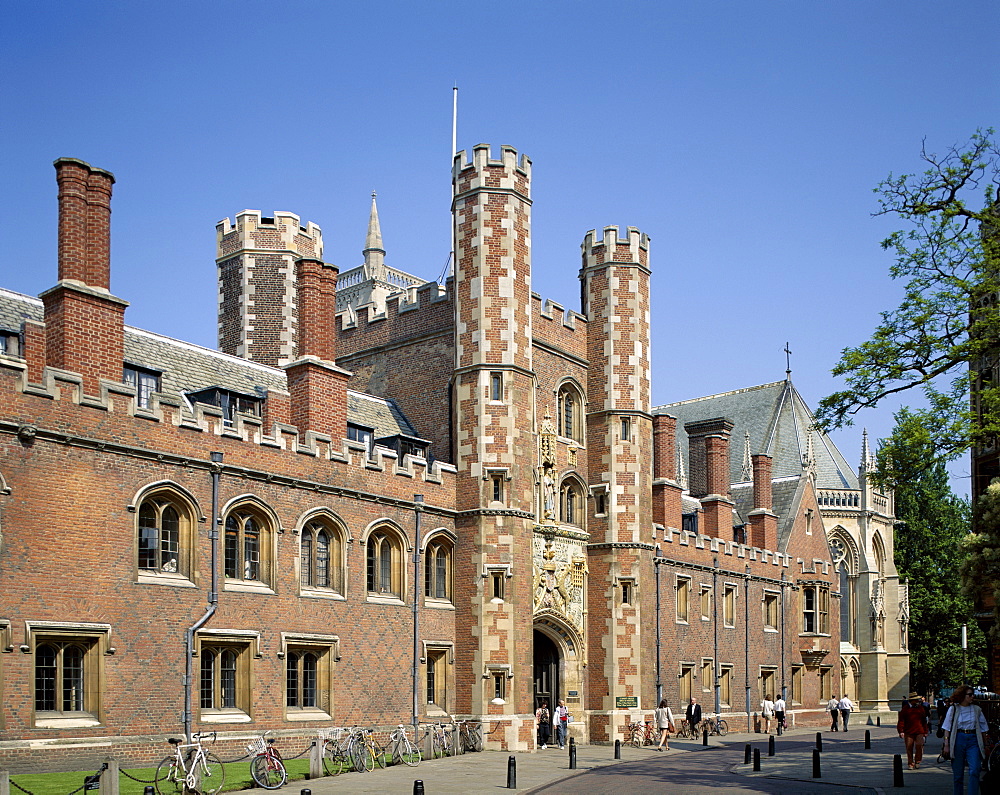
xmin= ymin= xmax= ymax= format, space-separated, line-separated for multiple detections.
xmin=686 ymin=697 xmax=702 ymax=732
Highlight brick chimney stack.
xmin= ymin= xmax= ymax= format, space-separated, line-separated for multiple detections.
xmin=652 ymin=413 xmax=683 ymax=529
xmin=39 ymin=158 xmax=128 ymax=396
xmin=748 ymin=453 xmax=779 ymax=549
xmin=282 ymin=257 xmax=351 ymax=440
xmin=684 ymin=418 xmax=735 ymax=538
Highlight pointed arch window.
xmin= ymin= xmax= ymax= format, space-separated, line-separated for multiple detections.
xmin=366 ymin=527 xmax=403 ymax=599
xmin=300 ymin=519 xmax=345 ymax=595
xmin=224 ymin=506 xmax=274 ymax=587
xmin=557 ymin=384 xmax=584 ymax=443
xmin=560 ymin=478 xmax=586 ymax=528
xmin=136 ymin=488 xmax=196 ymax=583
xmin=424 ymin=537 xmax=453 ymax=602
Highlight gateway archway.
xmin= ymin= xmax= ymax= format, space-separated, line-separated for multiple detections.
xmin=533 ymin=629 xmax=560 ymax=711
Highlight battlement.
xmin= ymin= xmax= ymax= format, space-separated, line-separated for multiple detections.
xmin=452 ymin=144 xmax=531 ymax=196
xmin=216 ymin=209 xmax=323 ymax=260
xmin=337 ymin=278 xmax=451 ymax=333
xmin=533 ymin=294 xmax=588 ymax=330
xmin=581 ymin=225 xmax=650 ymax=268
xmin=0 ymin=355 xmax=456 ymax=492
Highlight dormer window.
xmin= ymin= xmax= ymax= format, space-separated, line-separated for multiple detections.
xmin=123 ymin=364 xmax=161 ymax=410
xmin=188 ymin=387 xmax=261 ymax=426
xmin=375 ymin=434 xmax=430 ymax=461
xmin=347 ymin=424 xmax=375 ymax=458
xmin=0 ymin=331 xmax=19 ymax=357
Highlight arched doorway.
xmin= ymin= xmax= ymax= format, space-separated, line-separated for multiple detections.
xmin=533 ymin=629 xmax=560 ymax=711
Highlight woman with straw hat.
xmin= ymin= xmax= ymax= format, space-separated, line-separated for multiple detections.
xmin=897 ymin=691 xmax=930 ymax=769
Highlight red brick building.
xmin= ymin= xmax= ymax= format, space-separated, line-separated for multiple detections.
xmin=0 ymin=150 xmax=903 ymax=771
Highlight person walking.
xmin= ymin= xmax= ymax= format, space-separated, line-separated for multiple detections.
xmin=760 ymin=695 xmax=775 ymax=734
xmin=685 ymin=696 xmax=702 ymax=735
xmin=942 ymin=685 xmax=989 ymax=795
xmin=654 ymin=699 xmax=674 ymax=751
xmin=838 ymin=694 xmax=855 ymax=732
xmin=897 ymin=691 xmax=930 ymax=769
xmin=554 ymin=699 xmax=570 ymax=750
xmin=826 ymin=694 xmax=841 ymax=731
xmin=774 ymin=695 xmax=787 ymax=730
xmin=535 ymin=701 xmax=551 ymax=749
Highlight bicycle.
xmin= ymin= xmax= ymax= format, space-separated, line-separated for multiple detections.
xmin=628 ymin=720 xmax=657 ymax=747
xmin=247 ymin=731 xmax=287 ymax=790
xmin=388 ymin=723 xmax=422 ymax=766
xmin=155 ymin=732 xmax=225 ymax=795
xmin=320 ymin=727 xmax=354 ymax=776
xmin=457 ymin=720 xmax=483 ymax=753
xmin=429 ymin=722 xmax=453 ymax=758
xmin=701 ymin=715 xmax=729 ymax=736
xmin=674 ymin=719 xmax=697 ymax=739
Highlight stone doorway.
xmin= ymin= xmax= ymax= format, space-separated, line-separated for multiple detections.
xmin=533 ymin=629 xmax=560 ymax=712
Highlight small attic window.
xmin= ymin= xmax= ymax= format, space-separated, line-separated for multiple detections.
xmin=0 ymin=331 xmax=20 ymax=357
xmin=188 ymin=387 xmax=261 ymax=426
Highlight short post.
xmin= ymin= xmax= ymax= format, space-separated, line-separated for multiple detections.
xmin=752 ymin=748 xmax=760 ymax=772
xmin=100 ymin=759 xmax=119 ymax=795
xmin=301 ymin=790 xmax=311 ymax=795
xmin=309 ymin=740 xmax=322 ymax=779
xmin=702 ymin=728 xmax=709 ymax=746
xmin=144 ymin=789 xmax=154 ymax=795
xmin=893 ymin=754 xmax=904 ymax=787
xmin=507 ymin=755 xmax=516 ymax=789
xmin=865 ymin=729 xmax=871 ymax=749
xmin=768 ymin=735 xmax=775 ymax=757
xmin=1 ymin=772 xmax=10 ymax=795
xmin=776 ymin=723 xmax=782 ymax=736
xmin=614 ymin=739 xmax=621 ymax=759
xmin=744 ymin=744 xmax=751 ymax=764
xmin=815 ymin=732 xmax=823 ymax=752
xmin=569 ymin=738 xmax=577 ymax=769
xmin=413 ymin=781 xmax=425 ymax=795
xmin=812 ymin=749 xmax=821 ymax=778
xmin=877 ymin=716 xmax=881 ymax=727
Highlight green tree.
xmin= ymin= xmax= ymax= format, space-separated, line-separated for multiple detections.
xmin=889 ymin=410 xmax=986 ymax=691
xmin=964 ymin=478 xmax=1000 ymax=636
xmin=815 ymin=130 xmax=1000 ymax=487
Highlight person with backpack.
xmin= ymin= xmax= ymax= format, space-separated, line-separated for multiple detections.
xmin=897 ymin=691 xmax=930 ymax=769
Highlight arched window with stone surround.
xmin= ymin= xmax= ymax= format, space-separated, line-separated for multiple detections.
xmin=557 ymin=382 xmax=585 ymax=444
xmin=559 ymin=475 xmax=587 ymax=529
xmin=300 ymin=515 xmax=346 ymax=595
xmin=365 ymin=523 xmax=406 ymax=600
xmin=134 ymin=484 xmax=199 ymax=582
xmin=223 ymin=499 xmax=278 ymax=587
xmin=829 ymin=530 xmax=858 ymax=647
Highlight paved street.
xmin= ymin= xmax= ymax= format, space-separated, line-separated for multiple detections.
xmin=246 ymin=724 xmax=959 ymax=794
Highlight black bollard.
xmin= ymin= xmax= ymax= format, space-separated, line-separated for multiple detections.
xmin=777 ymin=723 xmax=782 ymax=736
xmin=816 ymin=731 xmax=823 ymax=752
xmin=301 ymin=790 xmax=311 ymax=795
xmin=753 ymin=748 xmax=760 ymax=772
xmin=569 ymin=740 xmax=577 ymax=769
xmin=744 ymin=744 xmax=751 ymax=764
xmin=768 ymin=735 xmax=775 ymax=757
xmin=507 ymin=755 xmax=516 ymax=789
xmin=812 ymin=749 xmax=821 ymax=778
xmin=144 ymin=788 xmax=154 ymax=795
xmin=413 ymin=782 xmax=425 ymax=795
xmin=614 ymin=738 xmax=621 ymax=759
xmin=877 ymin=716 xmax=881 ymax=727
xmin=893 ymin=754 xmax=904 ymax=787
xmin=865 ymin=729 xmax=871 ymax=749
xmin=702 ymin=728 xmax=709 ymax=746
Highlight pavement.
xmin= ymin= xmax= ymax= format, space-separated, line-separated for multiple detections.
xmin=254 ymin=724 xmax=961 ymax=794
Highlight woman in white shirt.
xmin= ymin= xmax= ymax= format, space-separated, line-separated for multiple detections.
xmin=654 ymin=699 xmax=674 ymax=751
xmin=760 ymin=695 xmax=775 ymax=734
xmin=942 ymin=685 xmax=989 ymax=795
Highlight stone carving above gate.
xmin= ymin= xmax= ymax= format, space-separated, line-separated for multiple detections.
xmin=533 ymin=534 xmax=587 ymax=635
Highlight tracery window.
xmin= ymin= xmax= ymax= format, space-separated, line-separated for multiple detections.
xmin=424 ymin=537 xmax=453 ymax=601
xmin=366 ymin=527 xmax=403 ymax=599
xmin=300 ymin=519 xmax=344 ymax=594
xmin=224 ymin=506 xmax=273 ymax=585
xmin=557 ymin=384 xmax=584 ymax=443
xmin=560 ymin=479 xmax=585 ymax=527
xmin=136 ymin=488 xmax=195 ymax=581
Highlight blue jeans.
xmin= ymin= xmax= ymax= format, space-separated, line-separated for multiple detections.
xmin=952 ymin=731 xmax=982 ymax=795
xmin=555 ymin=720 xmax=567 ymax=748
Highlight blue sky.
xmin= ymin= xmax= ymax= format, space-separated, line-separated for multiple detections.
xmin=2 ymin=1 xmax=996 ymax=494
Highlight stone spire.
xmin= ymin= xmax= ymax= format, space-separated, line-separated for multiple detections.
xmin=362 ymin=191 xmax=386 ymax=279
xmin=861 ymin=428 xmax=873 ymax=473
xmin=740 ymin=430 xmax=753 ymax=482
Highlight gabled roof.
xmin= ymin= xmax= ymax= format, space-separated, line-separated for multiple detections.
xmin=0 ymin=288 xmax=418 ymax=441
xmin=655 ymin=379 xmax=859 ymax=491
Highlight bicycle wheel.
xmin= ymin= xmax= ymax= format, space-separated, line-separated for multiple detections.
xmin=191 ymin=752 xmax=225 ymax=795
xmin=250 ymin=754 xmax=287 ymax=789
xmin=629 ymin=726 xmax=643 ymax=748
xmin=472 ymin=726 xmax=483 ymax=752
xmin=321 ymin=740 xmax=343 ymax=776
xmin=987 ymin=742 xmax=1000 ymax=773
xmin=371 ymin=739 xmax=387 ymax=769
xmin=155 ymin=757 xmax=183 ymax=795
xmin=395 ymin=737 xmax=422 ymax=766
xmin=716 ymin=720 xmax=728 ymax=736
xmin=350 ymin=738 xmax=373 ymax=772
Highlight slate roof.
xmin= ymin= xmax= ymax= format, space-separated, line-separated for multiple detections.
xmin=656 ymin=380 xmax=859 ymax=491
xmin=0 ymin=287 xmax=417 ymax=440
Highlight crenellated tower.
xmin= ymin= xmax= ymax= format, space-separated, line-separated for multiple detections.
xmin=216 ymin=210 xmax=323 ymax=366
xmin=451 ymin=145 xmax=537 ymax=748
xmin=580 ymin=226 xmax=655 ymax=740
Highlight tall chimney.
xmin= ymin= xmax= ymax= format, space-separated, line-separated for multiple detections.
xmin=748 ymin=453 xmax=779 ymax=549
xmin=684 ymin=418 xmax=735 ymax=538
xmin=652 ymin=413 xmax=683 ymax=528
xmin=40 ymin=158 xmax=127 ymax=395
xmin=282 ymin=257 xmax=351 ymax=440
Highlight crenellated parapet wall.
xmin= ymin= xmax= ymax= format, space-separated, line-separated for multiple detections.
xmin=0 ymin=356 xmax=456 ymax=493
xmin=531 ymin=293 xmax=588 ymax=362
xmin=216 ymin=210 xmax=323 ymax=260
xmin=336 ymin=279 xmax=452 ymax=350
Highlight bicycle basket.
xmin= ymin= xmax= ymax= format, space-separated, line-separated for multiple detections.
xmin=246 ymin=737 xmax=267 ymax=755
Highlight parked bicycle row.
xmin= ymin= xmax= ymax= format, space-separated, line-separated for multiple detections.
xmin=154 ymin=720 xmax=484 ymax=793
